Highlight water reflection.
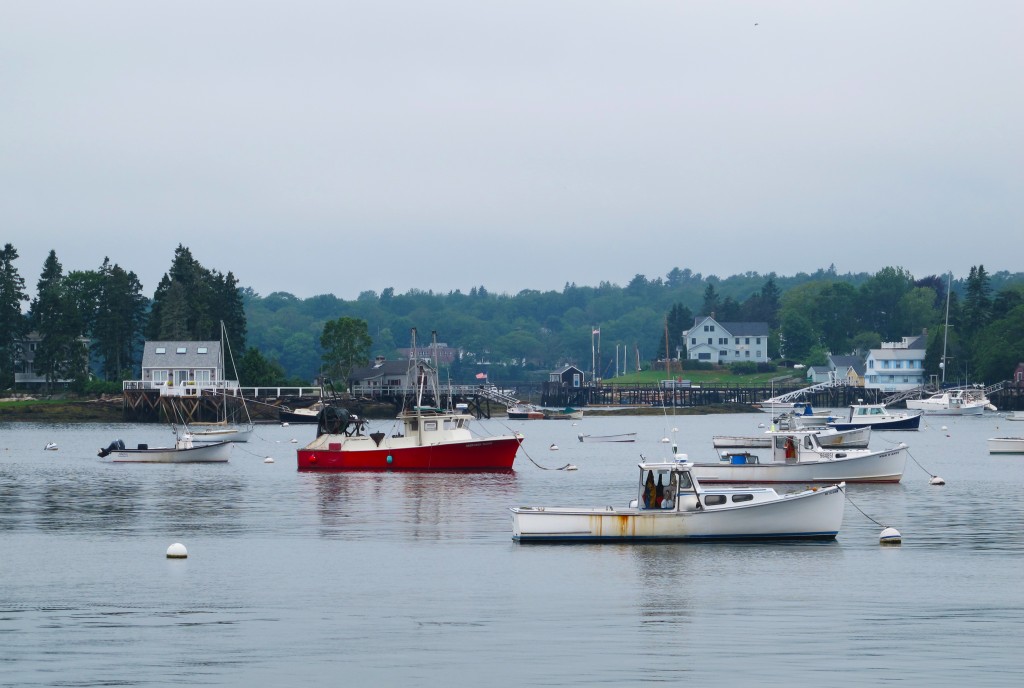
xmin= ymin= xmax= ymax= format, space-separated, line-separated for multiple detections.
xmin=304 ymin=471 xmax=519 ymax=540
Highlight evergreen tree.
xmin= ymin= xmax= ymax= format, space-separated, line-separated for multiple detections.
xmin=93 ymin=258 xmax=149 ymax=380
xmin=147 ymin=245 xmax=245 ymax=343
xmin=701 ymin=283 xmax=720 ymax=317
xmin=0 ymin=243 xmax=29 ymax=388
xmin=963 ymin=264 xmax=992 ymax=339
xmin=30 ymin=250 xmax=87 ymax=392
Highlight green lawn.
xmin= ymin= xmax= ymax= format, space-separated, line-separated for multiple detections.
xmin=602 ymin=368 xmax=804 ymax=386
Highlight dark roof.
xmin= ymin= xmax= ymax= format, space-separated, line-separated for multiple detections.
xmin=829 ymin=355 xmax=866 ymax=376
xmin=690 ymin=316 xmax=768 ymax=336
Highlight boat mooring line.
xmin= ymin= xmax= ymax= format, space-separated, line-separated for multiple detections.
xmin=494 ymin=420 xmax=574 ymax=470
xmin=904 ymin=447 xmax=945 ymax=483
xmin=841 ymin=487 xmax=889 ymax=529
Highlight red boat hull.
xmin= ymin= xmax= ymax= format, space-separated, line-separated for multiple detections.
xmin=296 ymin=436 xmax=521 ymax=471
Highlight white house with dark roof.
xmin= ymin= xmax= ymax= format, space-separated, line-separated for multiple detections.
xmin=864 ymin=336 xmax=926 ymax=392
xmin=137 ymin=340 xmax=226 ymax=395
xmin=683 ymin=316 xmax=770 ymax=364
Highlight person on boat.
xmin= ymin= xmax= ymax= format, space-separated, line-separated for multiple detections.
xmin=662 ymin=483 xmax=676 ymax=509
xmin=784 ymin=436 xmax=797 ymax=459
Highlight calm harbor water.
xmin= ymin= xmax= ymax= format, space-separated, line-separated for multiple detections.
xmin=2 ymin=411 xmax=1023 ymax=686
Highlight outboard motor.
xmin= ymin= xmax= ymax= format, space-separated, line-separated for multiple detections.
xmin=97 ymin=439 xmax=125 ymax=458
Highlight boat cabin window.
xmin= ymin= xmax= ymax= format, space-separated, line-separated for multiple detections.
xmin=871 ymin=407 xmax=883 ymax=415
xmin=424 ymin=420 xmax=438 ymax=431
xmin=639 ymin=470 xmax=680 ymax=509
xmin=704 ymin=495 xmax=727 ymax=506
xmin=731 ymin=494 xmax=754 ymax=503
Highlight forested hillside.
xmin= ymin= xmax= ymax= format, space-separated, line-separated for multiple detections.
xmin=3 ymin=240 xmax=1023 ymax=392
xmin=244 ymin=265 xmax=1024 ymax=386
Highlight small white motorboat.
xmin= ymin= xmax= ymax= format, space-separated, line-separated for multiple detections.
xmin=695 ymin=432 xmax=906 ymax=483
xmin=987 ymin=437 xmax=1024 ymax=454
xmin=44 ymin=442 xmax=58 ymax=451
xmin=1005 ymin=411 xmax=1024 ymax=422
xmin=510 ymin=459 xmax=845 ymax=542
xmin=578 ymin=433 xmax=638 ymax=443
xmin=906 ymin=389 xmax=987 ymax=416
xmin=99 ymin=434 xmax=232 ymax=463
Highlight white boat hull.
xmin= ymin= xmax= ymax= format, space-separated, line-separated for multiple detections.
xmin=188 ymin=425 xmax=254 ymax=443
xmin=713 ymin=426 xmax=871 ymax=450
xmin=109 ymin=441 xmax=232 ymax=463
xmin=511 ymin=484 xmax=845 ymax=541
xmin=987 ymin=437 xmax=1024 ymax=454
xmin=694 ymin=445 xmax=906 ymax=483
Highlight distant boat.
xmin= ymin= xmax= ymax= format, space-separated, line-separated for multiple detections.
xmin=827 ymin=404 xmax=922 ymax=431
xmin=279 ymin=402 xmax=324 ymax=424
xmin=543 ymin=407 xmax=584 ymax=420
xmin=507 ymin=404 xmax=544 ymax=420
xmin=693 ymin=431 xmax=906 ymax=484
xmin=44 ymin=442 xmax=58 ymax=451
xmin=578 ymin=432 xmax=637 ymax=443
xmin=189 ymin=321 xmax=255 ymax=443
xmin=906 ymin=388 xmax=986 ymax=416
xmin=987 ymin=437 xmax=1024 ymax=454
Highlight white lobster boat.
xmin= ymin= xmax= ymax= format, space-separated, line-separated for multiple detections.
xmin=695 ymin=432 xmax=906 ymax=484
xmin=906 ymin=389 xmax=987 ymax=416
xmin=510 ymin=460 xmax=845 ymax=542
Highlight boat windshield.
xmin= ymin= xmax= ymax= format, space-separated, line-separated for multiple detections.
xmin=638 ymin=469 xmax=683 ymax=510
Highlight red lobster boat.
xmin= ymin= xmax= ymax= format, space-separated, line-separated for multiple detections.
xmin=297 ymin=330 xmax=523 ymax=471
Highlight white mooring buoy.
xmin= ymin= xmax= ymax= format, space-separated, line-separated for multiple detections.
xmin=941 ymin=425 xmax=948 ymax=431
xmin=549 ymin=443 xmax=558 ymax=451
xmin=566 ymin=464 xmax=578 ymax=471
xmin=281 ymin=422 xmax=290 ymax=427
xmin=290 ymin=438 xmax=298 ymax=443
xmin=264 ymin=457 xmax=275 ymax=464
xmin=929 ymin=475 xmax=946 ymax=485
xmin=879 ymin=527 xmax=902 ymax=545
xmin=166 ymin=543 xmax=188 ymax=559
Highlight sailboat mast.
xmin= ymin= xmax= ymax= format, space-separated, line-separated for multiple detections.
xmin=941 ymin=272 xmax=951 ymax=385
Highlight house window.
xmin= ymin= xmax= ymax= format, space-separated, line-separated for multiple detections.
xmin=573 ymin=373 xmax=581 ymax=388
xmin=869 ymin=360 xmax=874 ymax=368
xmin=30 ymin=342 xmax=36 ymax=351
xmin=698 ymin=353 xmax=711 ymax=360
xmin=691 ymin=338 xmax=696 ymax=345
xmin=745 ymin=338 xmax=750 ymax=345
xmin=720 ymin=350 xmax=728 ymax=358
xmin=710 ymin=325 xmax=715 ymax=331
xmin=176 ymin=347 xmax=186 ymax=354
xmin=745 ymin=351 xmax=750 ymax=357
xmin=719 ymin=338 xmax=727 ymax=345
xmin=707 ymin=338 xmax=712 ymax=345
xmin=756 ymin=351 xmax=762 ymax=357
xmin=155 ymin=347 xmax=166 ymax=354
xmin=735 ymin=338 xmax=739 ymax=345
xmin=195 ymin=370 xmax=211 ymax=384
xmin=756 ymin=338 xmax=761 ymax=344
xmin=153 ymin=370 xmax=168 ymax=383
xmin=197 ymin=347 xmax=208 ymax=354
xmin=704 ymin=325 xmax=709 ymax=332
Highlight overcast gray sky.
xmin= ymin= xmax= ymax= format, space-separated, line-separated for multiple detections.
xmin=3 ymin=1 xmax=1022 ymax=300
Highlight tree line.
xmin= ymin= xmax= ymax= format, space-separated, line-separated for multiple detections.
xmin=2 ymin=240 xmax=1023 ymax=392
